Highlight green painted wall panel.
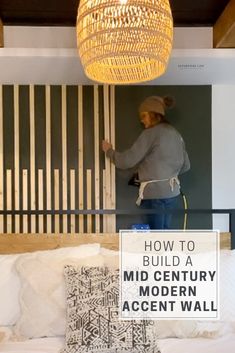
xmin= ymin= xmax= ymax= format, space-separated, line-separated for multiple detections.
xmin=115 ymin=86 xmax=212 ymax=230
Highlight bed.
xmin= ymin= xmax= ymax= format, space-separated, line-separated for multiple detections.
xmin=1 ymin=334 xmax=235 ymax=353
xmin=0 ymin=233 xmax=235 ymax=353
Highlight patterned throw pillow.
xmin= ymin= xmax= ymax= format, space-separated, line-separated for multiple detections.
xmin=62 ymin=266 xmax=159 ymax=353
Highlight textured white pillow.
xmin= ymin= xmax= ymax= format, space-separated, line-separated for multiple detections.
xmin=220 ymin=250 xmax=235 ymax=322
xmin=14 ymin=244 xmax=101 ymax=339
xmin=100 ymin=247 xmax=119 ymax=267
xmin=0 ymin=254 xmax=21 ymax=326
xmin=100 ymin=248 xmax=235 ymax=338
xmin=0 ymin=327 xmax=13 ymax=343
xmin=100 ymin=249 xmax=199 ymax=339
xmin=153 ymin=320 xmax=225 ymax=339
xmin=153 ymin=250 xmax=235 ymax=338
xmin=62 ymin=266 xmax=157 ymax=353
xmin=153 ymin=321 xmax=197 ymax=339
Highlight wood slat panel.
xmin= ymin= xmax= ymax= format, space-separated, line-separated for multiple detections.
xmin=0 ymin=19 xmax=3 ymax=48
xmin=46 ymin=85 xmax=52 ymax=232
xmin=0 ymin=233 xmax=119 ymax=254
xmin=22 ymin=169 xmax=28 ymax=233
xmin=38 ymin=169 xmax=44 ymax=233
xmin=54 ymin=169 xmax=60 ymax=233
xmin=0 ymin=84 xmax=118 ymax=235
xmin=86 ymin=169 xmax=92 ymax=233
xmin=14 ymin=85 xmax=20 ymax=232
xmin=102 ymin=169 xmax=106 ymax=232
xmin=94 ymin=85 xmax=100 ymax=233
xmin=29 ymin=85 xmax=36 ymax=233
xmin=6 ymin=170 xmax=12 ymax=233
xmin=103 ymin=85 xmax=116 ymax=233
xmin=103 ymin=85 xmax=111 ymax=232
xmin=0 ymin=85 xmax=3 ymax=232
xmin=70 ymin=169 xmax=75 ymax=233
xmin=62 ymin=85 xmax=68 ymax=232
xmin=110 ymin=85 xmax=116 ymax=232
xmin=78 ymin=86 xmax=84 ymax=232
xmin=0 ymin=232 xmax=231 ymax=255
xmin=220 ymin=231 xmax=231 ymax=249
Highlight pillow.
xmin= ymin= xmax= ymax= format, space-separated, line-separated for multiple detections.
xmin=154 ymin=250 xmax=235 ymax=338
xmin=100 ymin=247 xmax=119 ymax=268
xmin=0 ymin=254 xmax=21 ymax=326
xmin=102 ymin=248 xmax=235 ymax=338
xmin=0 ymin=327 xmax=13 ymax=343
xmin=62 ymin=266 xmax=158 ymax=353
xmin=100 ymin=249 xmax=214 ymax=339
xmin=153 ymin=320 xmax=226 ymax=339
xmin=220 ymin=250 xmax=235 ymax=322
xmin=14 ymin=244 xmax=101 ymax=339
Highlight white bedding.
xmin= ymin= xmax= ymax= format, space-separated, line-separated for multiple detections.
xmin=0 ymin=337 xmax=64 ymax=353
xmin=1 ymin=334 xmax=235 ymax=353
xmin=158 ymin=333 xmax=235 ymax=353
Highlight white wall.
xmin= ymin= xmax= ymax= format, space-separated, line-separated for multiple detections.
xmin=3 ymin=26 xmax=212 ymax=49
xmin=212 ymin=85 xmax=235 ymax=230
xmin=173 ymin=27 xmax=212 ymax=49
xmin=3 ymin=26 xmax=233 ymax=85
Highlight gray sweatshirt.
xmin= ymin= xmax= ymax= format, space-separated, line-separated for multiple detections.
xmin=106 ymin=123 xmax=190 ymax=199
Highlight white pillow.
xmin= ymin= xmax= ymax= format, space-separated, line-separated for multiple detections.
xmin=0 ymin=254 xmax=21 ymax=326
xmin=100 ymin=247 xmax=119 ymax=267
xmin=97 ymin=248 xmax=235 ymax=339
xmin=220 ymin=250 xmax=235 ymax=322
xmin=153 ymin=321 xmax=196 ymax=339
xmin=101 ymin=248 xmax=235 ymax=338
xmin=153 ymin=320 xmax=225 ymax=339
xmin=154 ymin=250 xmax=235 ymax=338
xmin=14 ymin=244 xmax=101 ymax=339
xmin=0 ymin=327 xmax=13 ymax=343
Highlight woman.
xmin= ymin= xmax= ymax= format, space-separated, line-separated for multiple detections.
xmin=102 ymin=95 xmax=190 ymax=229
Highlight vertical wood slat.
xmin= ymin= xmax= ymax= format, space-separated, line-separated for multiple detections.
xmin=102 ymin=169 xmax=106 ymax=232
xmin=103 ymin=85 xmax=112 ymax=232
xmin=14 ymin=85 xmax=20 ymax=233
xmin=22 ymin=169 xmax=28 ymax=233
xmin=110 ymin=85 xmax=116 ymax=232
xmin=46 ymin=85 xmax=52 ymax=233
xmin=6 ymin=170 xmax=12 ymax=233
xmin=70 ymin=169 xmax=75 ymax=233
xmin=29 ymin=85 xmax=36 ymax=233
xmin=38 ymin=169 xmax=44 ymax=233
xmin=78 ymin=86 xmax=84 ymax=232
xmin=0 ymin=19 xmax=3 ymax=48
xmin=62 ymin=85 xmax=68 ymax=232
xmin=103 ymin=86 xmax=109 ymax=231
xmin=86 ymin=169 xmax=92 ymax=233
xmin=94 ymin=85 xmax=100 ymax=233
xmin=0 ymin=85 xmax=3 ymax=232
xmin=54 ymin=169 xmax=60 ymax=233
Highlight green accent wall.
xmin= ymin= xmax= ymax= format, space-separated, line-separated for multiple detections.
xmin=1 ymin=85 xmax=212 ymax=232
xmin=115 ymin=86 xmax=212 ymax=230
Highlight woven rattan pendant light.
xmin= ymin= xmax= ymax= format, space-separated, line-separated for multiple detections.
xmin=77 ymin=0 xmax=173 ymax=84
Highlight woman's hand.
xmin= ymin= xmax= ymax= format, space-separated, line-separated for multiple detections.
xmin=102 ymin=140 xmax=112 ymax=152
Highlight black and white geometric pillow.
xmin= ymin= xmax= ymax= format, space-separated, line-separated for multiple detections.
xmin=62 ymin=266 xmax=159 ymax=353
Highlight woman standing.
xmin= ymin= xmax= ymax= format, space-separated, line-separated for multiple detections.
xmin=102 ymin=95 xmax=190 ymax=229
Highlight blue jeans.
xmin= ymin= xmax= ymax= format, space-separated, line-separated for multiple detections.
xmin=140 ymin=196 xmax=179 ymax=230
